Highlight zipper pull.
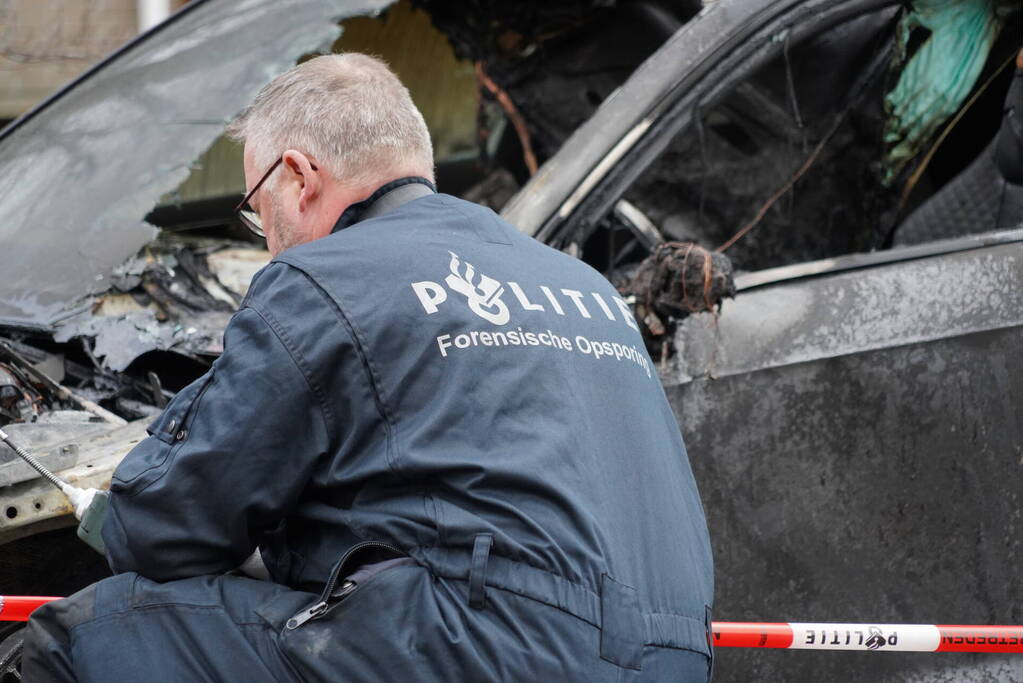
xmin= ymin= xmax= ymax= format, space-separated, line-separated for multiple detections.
xmin=286 ymin=600 xmax=328 ymax=630
xmin=285 ymin=580 xmax=358 ymax=631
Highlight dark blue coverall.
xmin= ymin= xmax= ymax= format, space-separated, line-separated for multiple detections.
xmin=24 ymin=179 xmax=715 ymax=682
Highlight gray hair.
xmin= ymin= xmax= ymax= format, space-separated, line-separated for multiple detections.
xmin=227 ymin=53 xmax=434 ymax=187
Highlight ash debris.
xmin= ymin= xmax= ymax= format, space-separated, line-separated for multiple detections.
xmin=414 ymin=0 xmax=699 ymax=164
xmin=0 ymin=239 xmax=269 ymax=430
xmin=621 ymin=243 xmax=735 ymax=351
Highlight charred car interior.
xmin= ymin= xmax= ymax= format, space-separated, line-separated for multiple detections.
xmin=2 ymin=0 xmax=1022 ymax=681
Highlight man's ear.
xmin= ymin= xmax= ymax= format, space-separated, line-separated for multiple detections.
xmin=281 ymin=149 xmax=321 ymax=212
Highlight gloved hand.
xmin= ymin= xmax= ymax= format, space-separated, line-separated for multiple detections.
xmin=62 ymin=485 xmax=100 ymax=521
xmin=63 ymin=486 xmax=110 ymax=555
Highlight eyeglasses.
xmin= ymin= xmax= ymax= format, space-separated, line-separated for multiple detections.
xmin=234 ymin=156 xmax=283 ymax=239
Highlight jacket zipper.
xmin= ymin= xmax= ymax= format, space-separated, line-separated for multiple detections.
xmin=285 ymin=541 xmax=403 ymax=630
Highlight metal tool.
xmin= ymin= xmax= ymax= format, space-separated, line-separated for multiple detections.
xmin=0 ymin=428 xmax=108 ymax=554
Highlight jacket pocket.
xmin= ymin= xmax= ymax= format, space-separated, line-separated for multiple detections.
xmin=147 ymin=368 xmax=216 ymax=444
xmin=111 ymin=368 xmax=216 ymax=490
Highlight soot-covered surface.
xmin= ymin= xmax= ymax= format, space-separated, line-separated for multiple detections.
xmin=674 ymin=327 xmax=1023 ymax=682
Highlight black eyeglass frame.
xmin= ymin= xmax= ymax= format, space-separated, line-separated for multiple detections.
xmin=234 ymin=156 xmax=283 ymax=239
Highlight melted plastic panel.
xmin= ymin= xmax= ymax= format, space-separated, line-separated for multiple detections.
xmin=0 ymin=0 xmax=391 ymax=329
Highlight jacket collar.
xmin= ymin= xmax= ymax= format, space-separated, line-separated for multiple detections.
xmin=330 ymin=176 xmax=436 ymax=233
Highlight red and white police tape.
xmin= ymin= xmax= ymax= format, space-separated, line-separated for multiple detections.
xmin=712 ymin=622 xmax=1023 ymax=653
xmin=2 ymin=597 xmax=1021 ymax=653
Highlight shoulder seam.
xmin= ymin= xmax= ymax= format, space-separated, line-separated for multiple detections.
xmin=270 ymin=256 xmax=402 ymax=477
xmin=242 ymin=304 xmax=335 ymax=439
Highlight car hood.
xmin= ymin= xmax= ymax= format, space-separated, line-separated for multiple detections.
xmin=0 ymin=0 xmax=391 ymax=331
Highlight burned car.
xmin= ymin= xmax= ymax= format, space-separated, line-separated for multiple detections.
xmin=2 ymin=0 xmax=1022 ymax=681
xmin=496 ymin=1 xmax=1023 ymax=680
